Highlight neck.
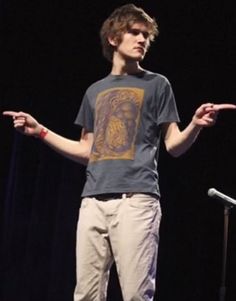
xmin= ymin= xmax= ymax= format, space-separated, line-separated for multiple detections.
xmin=111 ymin=53 xmax=143 ymax=75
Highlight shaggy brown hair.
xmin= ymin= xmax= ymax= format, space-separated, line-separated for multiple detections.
xmin=100 ymin=4 xmax=159 ymax=62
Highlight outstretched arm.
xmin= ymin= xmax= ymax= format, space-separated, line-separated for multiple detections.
xmin=162 ymin=103 xmax=236 ymax=157
xmin=3 ymin=111 xmax=93 ymax=165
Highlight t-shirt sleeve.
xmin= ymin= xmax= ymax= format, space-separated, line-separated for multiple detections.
xmin=74 ymin=93 xmax=94 ymax=132
xmin=157 ymin=78 xmax=180 ymax=126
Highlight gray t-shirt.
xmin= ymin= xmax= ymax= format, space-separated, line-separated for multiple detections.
xmin=75 ymin=70 xmax=180 ymax=197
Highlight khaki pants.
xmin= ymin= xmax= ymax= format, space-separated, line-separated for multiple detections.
xmin=74 ymin=193 xmax=162 ymax=301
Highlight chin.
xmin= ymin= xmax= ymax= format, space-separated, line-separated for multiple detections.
xmin=137 ymin=55 xmax=145 ymax=61
xmin=128 ymin=54 xmax=145 ymax=62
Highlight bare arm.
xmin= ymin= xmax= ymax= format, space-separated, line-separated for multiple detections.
xmin=41 ymin=127 xmax=93 ymax=165
xmin=162 ymin=103 xmax=236 ymax=157
xmin=3 ymin=111 xmax=93 ymax=165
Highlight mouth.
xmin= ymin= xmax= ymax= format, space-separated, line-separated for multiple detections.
xmin=134 ymin=47 xmax=145 ymax=54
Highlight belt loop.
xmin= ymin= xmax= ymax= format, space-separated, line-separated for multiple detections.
xmin=122 ymin=193 xmax=127 ymax=199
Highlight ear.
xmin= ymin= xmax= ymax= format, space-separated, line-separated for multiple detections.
xmin=108 ymin=36 xmax=118 ymax=47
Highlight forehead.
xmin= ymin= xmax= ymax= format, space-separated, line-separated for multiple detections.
xmin=129 ymin=22 xmax=149 ymax=31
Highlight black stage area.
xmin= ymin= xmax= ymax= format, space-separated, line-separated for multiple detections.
xmin=1 ymin=1 xmax=236 ymax=300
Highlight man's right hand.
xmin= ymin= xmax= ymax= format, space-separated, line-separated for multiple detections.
xmin=3 ymin=111 xmax=43 ymax=137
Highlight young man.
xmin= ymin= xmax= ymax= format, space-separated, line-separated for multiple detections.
xmin=3 ymin=4 xmax=236 ymax=301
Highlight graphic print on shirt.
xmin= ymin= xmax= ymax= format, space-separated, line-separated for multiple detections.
xmin=90 ymin=87 xmax=144 ymax=162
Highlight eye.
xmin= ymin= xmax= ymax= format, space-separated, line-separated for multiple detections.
xmin=128 ymin=29 xmax=150 ymax=39
xmin=128 ymin=29 xmax=140 ymax=36
xmin=142 ymin=31 xmax=150 ymax=39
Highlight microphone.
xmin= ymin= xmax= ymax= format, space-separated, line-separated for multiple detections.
xmin=207 ymin=188 xmax=236 ymax=207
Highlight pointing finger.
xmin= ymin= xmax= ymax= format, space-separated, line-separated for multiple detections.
xmin=3 ymin=111 xmax=29 ymax=118
xmin=2 ymin=111 xmax=18 ymax=117
xmin=213 ymin=104 xmax=236 ymax=111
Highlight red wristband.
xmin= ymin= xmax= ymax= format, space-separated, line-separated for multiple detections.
xmin=39 ymin=127 xmax=49 ymax=139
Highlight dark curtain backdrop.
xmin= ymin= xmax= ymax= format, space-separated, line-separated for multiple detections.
xmin=1 ymin=1 xmax=236 ymax=301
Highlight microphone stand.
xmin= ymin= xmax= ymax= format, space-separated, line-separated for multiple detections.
xmin=219 ymin=204 xmax=232 ymax=301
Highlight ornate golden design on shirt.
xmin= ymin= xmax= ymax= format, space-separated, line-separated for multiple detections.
xmin=90 ymin=87 xmax=144 ymax=162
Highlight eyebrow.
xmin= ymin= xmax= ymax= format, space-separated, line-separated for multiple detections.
xmin=127 ymin=28 xmax=150 ymax=39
